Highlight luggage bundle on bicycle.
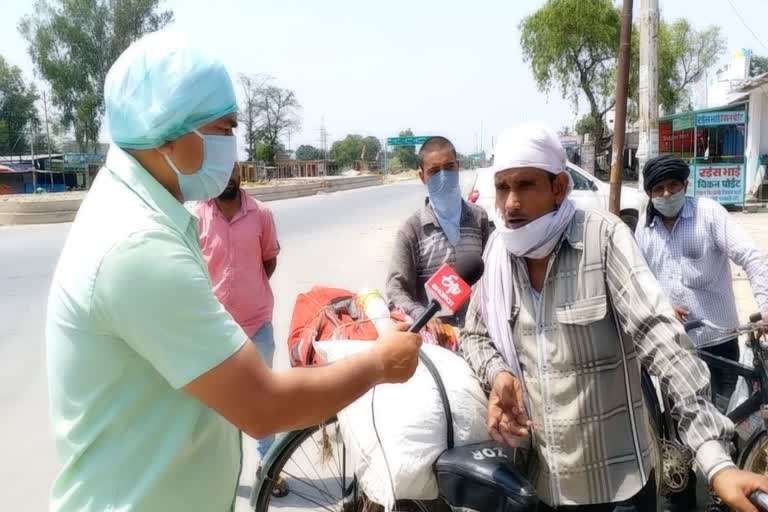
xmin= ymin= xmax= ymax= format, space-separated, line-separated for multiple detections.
xmin=279 ymin=286 xmax=539 ymax=512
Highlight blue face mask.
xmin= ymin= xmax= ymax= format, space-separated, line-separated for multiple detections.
xmin=427 ymin=170 xmax=462 ymax=243
xmin=163 ymin=129 xmax=237 ymax=201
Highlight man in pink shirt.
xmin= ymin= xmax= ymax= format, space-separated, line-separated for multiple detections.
xmin=195 ymin=162 xmax=285 ymax=493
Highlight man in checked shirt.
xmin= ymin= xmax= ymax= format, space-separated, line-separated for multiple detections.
xmin=461 ymin=123 xmax=768 ymax=512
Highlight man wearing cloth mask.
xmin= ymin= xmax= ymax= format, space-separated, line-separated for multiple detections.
xmin=461 ymin=123 xmax=768 ymax=511
xmin=45 ymin=32 xmax=421 ymax=512
xmin=386 ymin=136 xmax=491 ymax=346
xmin=636 ymin=154 xmax=768 ymax=413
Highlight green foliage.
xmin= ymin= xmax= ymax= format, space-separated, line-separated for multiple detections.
xmin=575 ymin=115 xmax=600 ymax=137
xmin=629 ymin=20 xmax=725 ymax=116
xmin=520 ymin=0 xmax=619 ymax=149
xmin=392 ymin=129 xmax=419 ymax=170
xmin=362 ymin=136 xmax=381 ymax=161
xmin=0 ymin=55 xmax=39 ymax=155
xmin=295 ymin=144 xmax=323 ymax=160
xmin=253 ymin=84 xmax=301 ymax=165
xmin=751 ymin=54 xmax=768 ymax=77
xmin=254 ymin=142 xmax=285 ymax=163
xmin=330 ymin=134 xmax=381 ymax=166
xmin=521 ymin=0 xmax=725 ymax=147
xmin=239 ymin=74 xmax=267 ymax=162
xmin=19 ymin=0 xmax=173 ymax=153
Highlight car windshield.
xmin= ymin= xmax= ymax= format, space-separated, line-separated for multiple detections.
xmin=568 ymin=169 xmax=594 ymax=191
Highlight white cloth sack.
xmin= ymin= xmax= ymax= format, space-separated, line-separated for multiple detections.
xmin=726 ymin=338 xmax=761 ymax=441
xmin=313 ymin=341 xmax=490 ymax=511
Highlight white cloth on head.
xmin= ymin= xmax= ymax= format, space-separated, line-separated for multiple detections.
xmin=491 ymin=122 xmax=573 ymax=192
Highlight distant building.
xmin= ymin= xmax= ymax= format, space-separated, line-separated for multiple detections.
xmin=0 ymin=151 xmax=106 ymax=194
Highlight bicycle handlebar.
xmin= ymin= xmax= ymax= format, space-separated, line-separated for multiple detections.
xmin=683 ymin=319 xmax=704 ymax=332
xmin=751 ymin=490 xmax=768 ymax=511
xmin=684 ymin=313 xmax=763 ymax=335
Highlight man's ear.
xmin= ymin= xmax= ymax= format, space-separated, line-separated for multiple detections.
xmin=419 ymin=168 xmax=426 ymax=185
xmin=553 ymin=172 xmax=570 ymax=205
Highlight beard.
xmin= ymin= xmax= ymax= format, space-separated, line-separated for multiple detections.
xmin=218 ymin=182 xmax=239 ymax=200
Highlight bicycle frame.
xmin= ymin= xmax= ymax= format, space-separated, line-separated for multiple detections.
xmin=696 ymin=327 xmax=768 ymax=428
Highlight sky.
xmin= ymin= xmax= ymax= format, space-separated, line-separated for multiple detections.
xmin=1 ymin=0 xmax=767 ymax=156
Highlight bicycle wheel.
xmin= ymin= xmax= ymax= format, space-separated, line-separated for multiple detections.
xmin=254 ymin=417 xmax=361 ymax=512
xmin=253 ymin=418 xmax=437 ymax=512
xmin=740 ymin=429 xmax=768 ymax=474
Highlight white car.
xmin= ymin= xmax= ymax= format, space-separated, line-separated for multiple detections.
xmin=466 ymin=162 xmax=646 ymax=231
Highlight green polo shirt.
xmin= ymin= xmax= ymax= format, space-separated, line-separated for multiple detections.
xmin=46 ymin=147 xmax=247 ymax=511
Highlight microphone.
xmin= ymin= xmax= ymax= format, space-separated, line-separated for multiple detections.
xmin=408 ymin=256 xmax=485 ymax=333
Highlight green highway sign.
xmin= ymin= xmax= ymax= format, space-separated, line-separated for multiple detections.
xmin=386 ymin=136 xmax=432 ymax=146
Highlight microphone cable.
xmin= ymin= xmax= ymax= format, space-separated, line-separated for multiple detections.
xmin=370 ymin=384 xmax=398 ymax=509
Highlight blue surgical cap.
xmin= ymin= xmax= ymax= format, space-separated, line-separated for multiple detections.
xmin=105 ymin=31 xmax=237 ymax=150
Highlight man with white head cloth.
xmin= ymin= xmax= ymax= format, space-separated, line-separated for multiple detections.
xmin=461 ymin=123 xmax=768 ymax=511
xmin=45 ymin=32 xmax=421 ymax=512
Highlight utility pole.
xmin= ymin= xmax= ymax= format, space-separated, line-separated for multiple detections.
xmin=480 ymin=121 xmax=484 ymax=154
xmin=29 ymin=120 xmax=37 ymax=191
xmin=637 ymin=0 xmax=659 ymax=190
xmin=383 ymin=138 xmax=388 ymax=175
xmin=609 ymin=0 xmax=633 ymax=216
xmin=43 ymin=90 xmax=52 ymax=160
xmin=318 ymin=116 xmax=328 ymax=159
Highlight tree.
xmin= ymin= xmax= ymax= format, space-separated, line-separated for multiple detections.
xmin=253 ymin=83 xmax=302 ymax=165
xmin=19 ymin=0 xmax=173 ymax=153
xmin=392 ymin=129 xmax=419 ymax=170
xmin=521 ymin=1 xmax=725 ymax=149
xmin=239 ymin=74 xmax=267 ymax=161
xmin=520 ymin=0 xmax=619 ymax=151
xmin=751 ymin=54 xmax=768 ymax=77
xmin=295 ymin=144 xmax=322 ymax=160
xmin=629 ymin=20 xmax=725 ymax=116
xmin=254 ymin=142 xmax=284 ymax=163
xmin=330 ymin=134 xmax=381 ymax=167
xmin=575 ymin=115 xmax=602 ymax=137
xmin=362 ymin=136 xmax=381 ymax=162
xmin=330 ymin=135 xmax=363 ymax=166
xmin=0 ymin=56 xmax=39 ymax=156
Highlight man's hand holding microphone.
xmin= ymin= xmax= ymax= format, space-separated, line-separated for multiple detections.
xmin=372 ymin=256 xmax=485 ymax=385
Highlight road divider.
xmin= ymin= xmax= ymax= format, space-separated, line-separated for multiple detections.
xmin=0 ymin=175 xmax=383 ymax=225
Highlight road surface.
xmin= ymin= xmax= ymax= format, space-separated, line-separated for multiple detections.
xmin=0 ymin=179 xmax=439 ymax=511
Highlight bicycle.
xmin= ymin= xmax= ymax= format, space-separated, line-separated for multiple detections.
xmin=252 ymin=417 xmax=538 ymax=512
xmin=253 ymin=313 xmax=768 ymax=512
xmin=251 ymin=350 xmax=539 ymax=512
xmin=643 ymin=312 xmax=768 ymax=509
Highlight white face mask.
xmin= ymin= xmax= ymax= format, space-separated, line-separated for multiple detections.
xmin=651 ymin=190 xmax=686 ymax=218
xmin=493 ymin=199 xmax=576 ymax=258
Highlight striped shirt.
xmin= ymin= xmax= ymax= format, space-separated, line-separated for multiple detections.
xmin=385 ymin=199 xmax=491 ymax=326
xmin=635 ymin=196 xmax=768 ymax=347
xmin=461 ymin=209 xmax=734 ymax=507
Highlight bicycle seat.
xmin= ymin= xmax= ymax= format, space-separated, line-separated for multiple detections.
xmin=435 ymin=441 xmax=538 ymax=512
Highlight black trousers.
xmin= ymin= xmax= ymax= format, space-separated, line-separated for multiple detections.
xmin=537 ymin=473 xmax=656 ymax=512
xmin=701 ymin=338 xmax=740 ymax=413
